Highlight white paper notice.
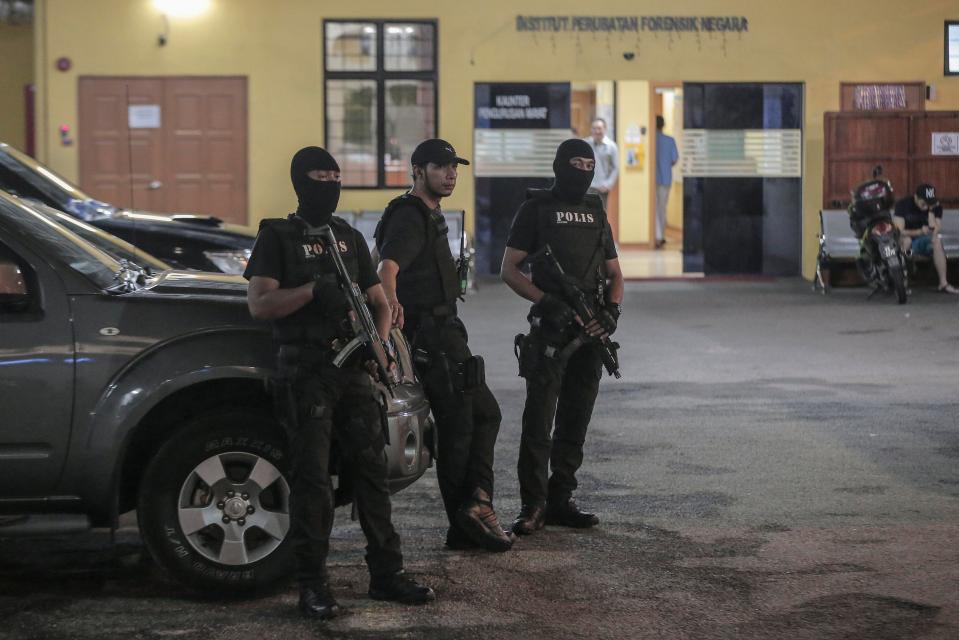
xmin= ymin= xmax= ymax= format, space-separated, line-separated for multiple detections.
xmin=128 ymin=105 xmax=161 ymax=129
xmin=931 ymin=132 xmax=959 ymax=156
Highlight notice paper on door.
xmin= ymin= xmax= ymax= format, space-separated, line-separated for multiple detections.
xmin=932 ymin=133 xmax=959 ymax=156
xmin=128 ymin=105 xmax=161 ymax=129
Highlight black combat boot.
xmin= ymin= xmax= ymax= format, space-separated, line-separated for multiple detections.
xmin=545 ymin=498 xmax=599 ymax=528
xmin=454 ymin=489 xmax=514 ymax=552
xmin=369 ymin=570 xmax=435 ymax=605
xmin=298 ymin=584 xmax=342 ymax=620
xmin=511 ymin=503 xmax=546 ymax=536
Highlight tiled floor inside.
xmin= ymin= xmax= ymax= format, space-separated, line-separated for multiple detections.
xmin=618 ymin=240 xmax=701 ymax=279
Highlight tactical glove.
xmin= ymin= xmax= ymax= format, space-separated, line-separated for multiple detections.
xmin=596 ymin=304 xmax=620 ymax=336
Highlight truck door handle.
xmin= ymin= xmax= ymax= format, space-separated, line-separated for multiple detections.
xmin=147 ymin=180 xmax=163 ymax=190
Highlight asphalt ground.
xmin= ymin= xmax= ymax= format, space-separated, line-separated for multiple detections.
xmin=2 ymin=279 xmax=958 ymax=639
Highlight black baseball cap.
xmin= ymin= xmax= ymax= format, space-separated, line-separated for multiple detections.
xmin=915 ymin=183 xmax=939 ymax=206
xmin=411 ymin=138 xmax=470 ymax=167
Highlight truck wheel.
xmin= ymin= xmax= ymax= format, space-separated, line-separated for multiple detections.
xmin=137 ymin=410 xmax=293 ymax=595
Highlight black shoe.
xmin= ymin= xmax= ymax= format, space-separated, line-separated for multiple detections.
xmin=445 ymin=524 xmax=515 ymax=551
xmin=298 ymin=585 xmax=341 ymax=620
xmin=369 ymin=570 xmax=435 ymax=605
xmin=454 ymin=491 xmax=514 ymax=552
xmin=545 ymin=498 xmax=599 ymax=528
xmin=511 ymin=503 xmax=546 ymax=536
xmin=445 ymin=526 xmax=479 ymax=550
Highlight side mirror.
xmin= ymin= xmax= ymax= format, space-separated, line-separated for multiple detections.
xmin=0 ymin=262 xmax=31 ymax=312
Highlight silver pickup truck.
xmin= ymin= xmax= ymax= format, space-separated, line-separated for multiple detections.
xmin=0 ymin=191 xmax=435 ymax=594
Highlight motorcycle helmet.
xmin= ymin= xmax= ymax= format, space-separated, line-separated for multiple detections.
xmin=850 ymin=178 xmax=895 ymax=220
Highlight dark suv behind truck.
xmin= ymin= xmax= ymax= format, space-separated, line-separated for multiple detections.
xmin=0 ymin=142 xmax=255 ymax=274
xmin=0 ymin=191 xmax=434 ymax=593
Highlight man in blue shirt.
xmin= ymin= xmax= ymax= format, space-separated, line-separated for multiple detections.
xmin=655 ymin=115 xmax=679 ymax=249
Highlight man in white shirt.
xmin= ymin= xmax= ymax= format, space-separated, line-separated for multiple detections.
xmin=584 ymin=118 xmax=618 ymax=211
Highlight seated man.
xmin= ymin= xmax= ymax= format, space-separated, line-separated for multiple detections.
xmin=894 ymin=183 xmax=958 ymax=294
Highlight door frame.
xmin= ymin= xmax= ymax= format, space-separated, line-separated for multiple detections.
xmin=649 ymin=81 xmax=682 ymax=251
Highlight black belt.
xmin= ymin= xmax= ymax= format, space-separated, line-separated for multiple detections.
xmin=407 ymin=302 xmax=456 ymax=326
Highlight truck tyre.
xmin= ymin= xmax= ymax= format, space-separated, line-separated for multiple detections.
xmin=137 ymin=409 xmax=293 ymax=595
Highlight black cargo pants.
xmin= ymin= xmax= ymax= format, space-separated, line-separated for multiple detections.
xmin=405 ymin=315 xmax=502 ymax=525
xmin=516 ymin=328 xmax=603 ymax=508
xmin=278 ymin=347 xmax=403 ymax=588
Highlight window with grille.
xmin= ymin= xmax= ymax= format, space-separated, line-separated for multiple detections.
xmin=324 ymin=20 xmax=438 ymax=187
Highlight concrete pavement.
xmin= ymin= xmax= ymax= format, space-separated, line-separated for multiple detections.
xmin=2 ymin=279 xmax=957 ymax=639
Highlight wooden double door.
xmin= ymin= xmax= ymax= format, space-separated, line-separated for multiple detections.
xmin=79 ymin=76 xmax=248 ymax=224
xmin=823 ymin=111 xmax=959 ymax=208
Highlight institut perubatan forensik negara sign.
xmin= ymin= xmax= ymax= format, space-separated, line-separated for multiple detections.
xmin=515 ymin=15 xmax=748 ymax=33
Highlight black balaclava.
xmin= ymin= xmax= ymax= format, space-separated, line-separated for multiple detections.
xmin=551 ymin=138 xmax=595 ymax=203
xmin=290 ymin=146 xmax=340 ymax=226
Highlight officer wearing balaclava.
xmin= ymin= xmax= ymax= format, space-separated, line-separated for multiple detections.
xmin=500 ymin=138 xmax=626 ymax=536
xmin=244 ymin=146 xmax=434 ymax=620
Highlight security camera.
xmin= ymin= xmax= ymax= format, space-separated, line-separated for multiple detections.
xmin=623 ymin=52 xmax=635 ymax=61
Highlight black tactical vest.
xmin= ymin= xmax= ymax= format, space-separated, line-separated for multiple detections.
xmin=525 ymin=189 xmax=609 ymax=294
xmin=259 ymin=214 xmax=361 ymax=344
xmin=374 ymin=193 xmax=460 ymax=312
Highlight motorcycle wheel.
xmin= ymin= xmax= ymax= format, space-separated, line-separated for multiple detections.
xmin=888 ymin=265 xmax=908 ymax=304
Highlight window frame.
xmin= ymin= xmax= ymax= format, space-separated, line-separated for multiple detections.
xmin=323 ymin=18 xmax=439 ymax=189
xmin=946 ymin=21 xmax=959 ymax=76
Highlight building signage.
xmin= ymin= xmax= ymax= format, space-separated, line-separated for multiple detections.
xmin=475 ymin=83 xmax=569 ymax=130
xmin=932 ymin=132 xmax=959 ymax=156
xmin=477 ymin=94 xmax=548 ymax=122
xmin=516 ymin=15 xmax=749 ymax=34
xmin=474 ymin=82 xmax=571 ymax=177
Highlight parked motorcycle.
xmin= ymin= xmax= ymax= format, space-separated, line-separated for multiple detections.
xmin=848 ymin=167 xmax=908 ymax=304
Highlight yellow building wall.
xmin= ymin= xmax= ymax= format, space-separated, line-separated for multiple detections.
xmin=0 ymin=22 xmax=34 ymax=151
xmin=34 ymin=0 xmax=959 ymax=277
xmin=616 ymin=81 xmax=650 ymax=244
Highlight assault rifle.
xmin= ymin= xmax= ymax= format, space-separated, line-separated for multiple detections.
xmin=530 ymin=244 xmax=621 ymax=379
xmin=308 ymin=223 xmax=399 ymax=391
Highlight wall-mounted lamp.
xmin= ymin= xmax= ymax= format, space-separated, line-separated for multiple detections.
xmin=153 ymin=0 xmax=210 ymax=19
xmin=153 ymin=0 xmax=211 ymax=46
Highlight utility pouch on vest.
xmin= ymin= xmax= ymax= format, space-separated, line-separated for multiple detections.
xmin=413 ymin=348 xmax=432 ymax=369
xmin=454 ymin=355 xmax=485 ymax=391
xmin=515 ymin=333 xmax=539 ymax=378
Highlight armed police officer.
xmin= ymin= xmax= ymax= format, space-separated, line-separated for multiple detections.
xmin=374 ymin=139 xmax=512 ymax=552
xmin=501 ymin=139 xmax=625 ymax=536
xmin=245 ymin=146 xmax=434 ymax=620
